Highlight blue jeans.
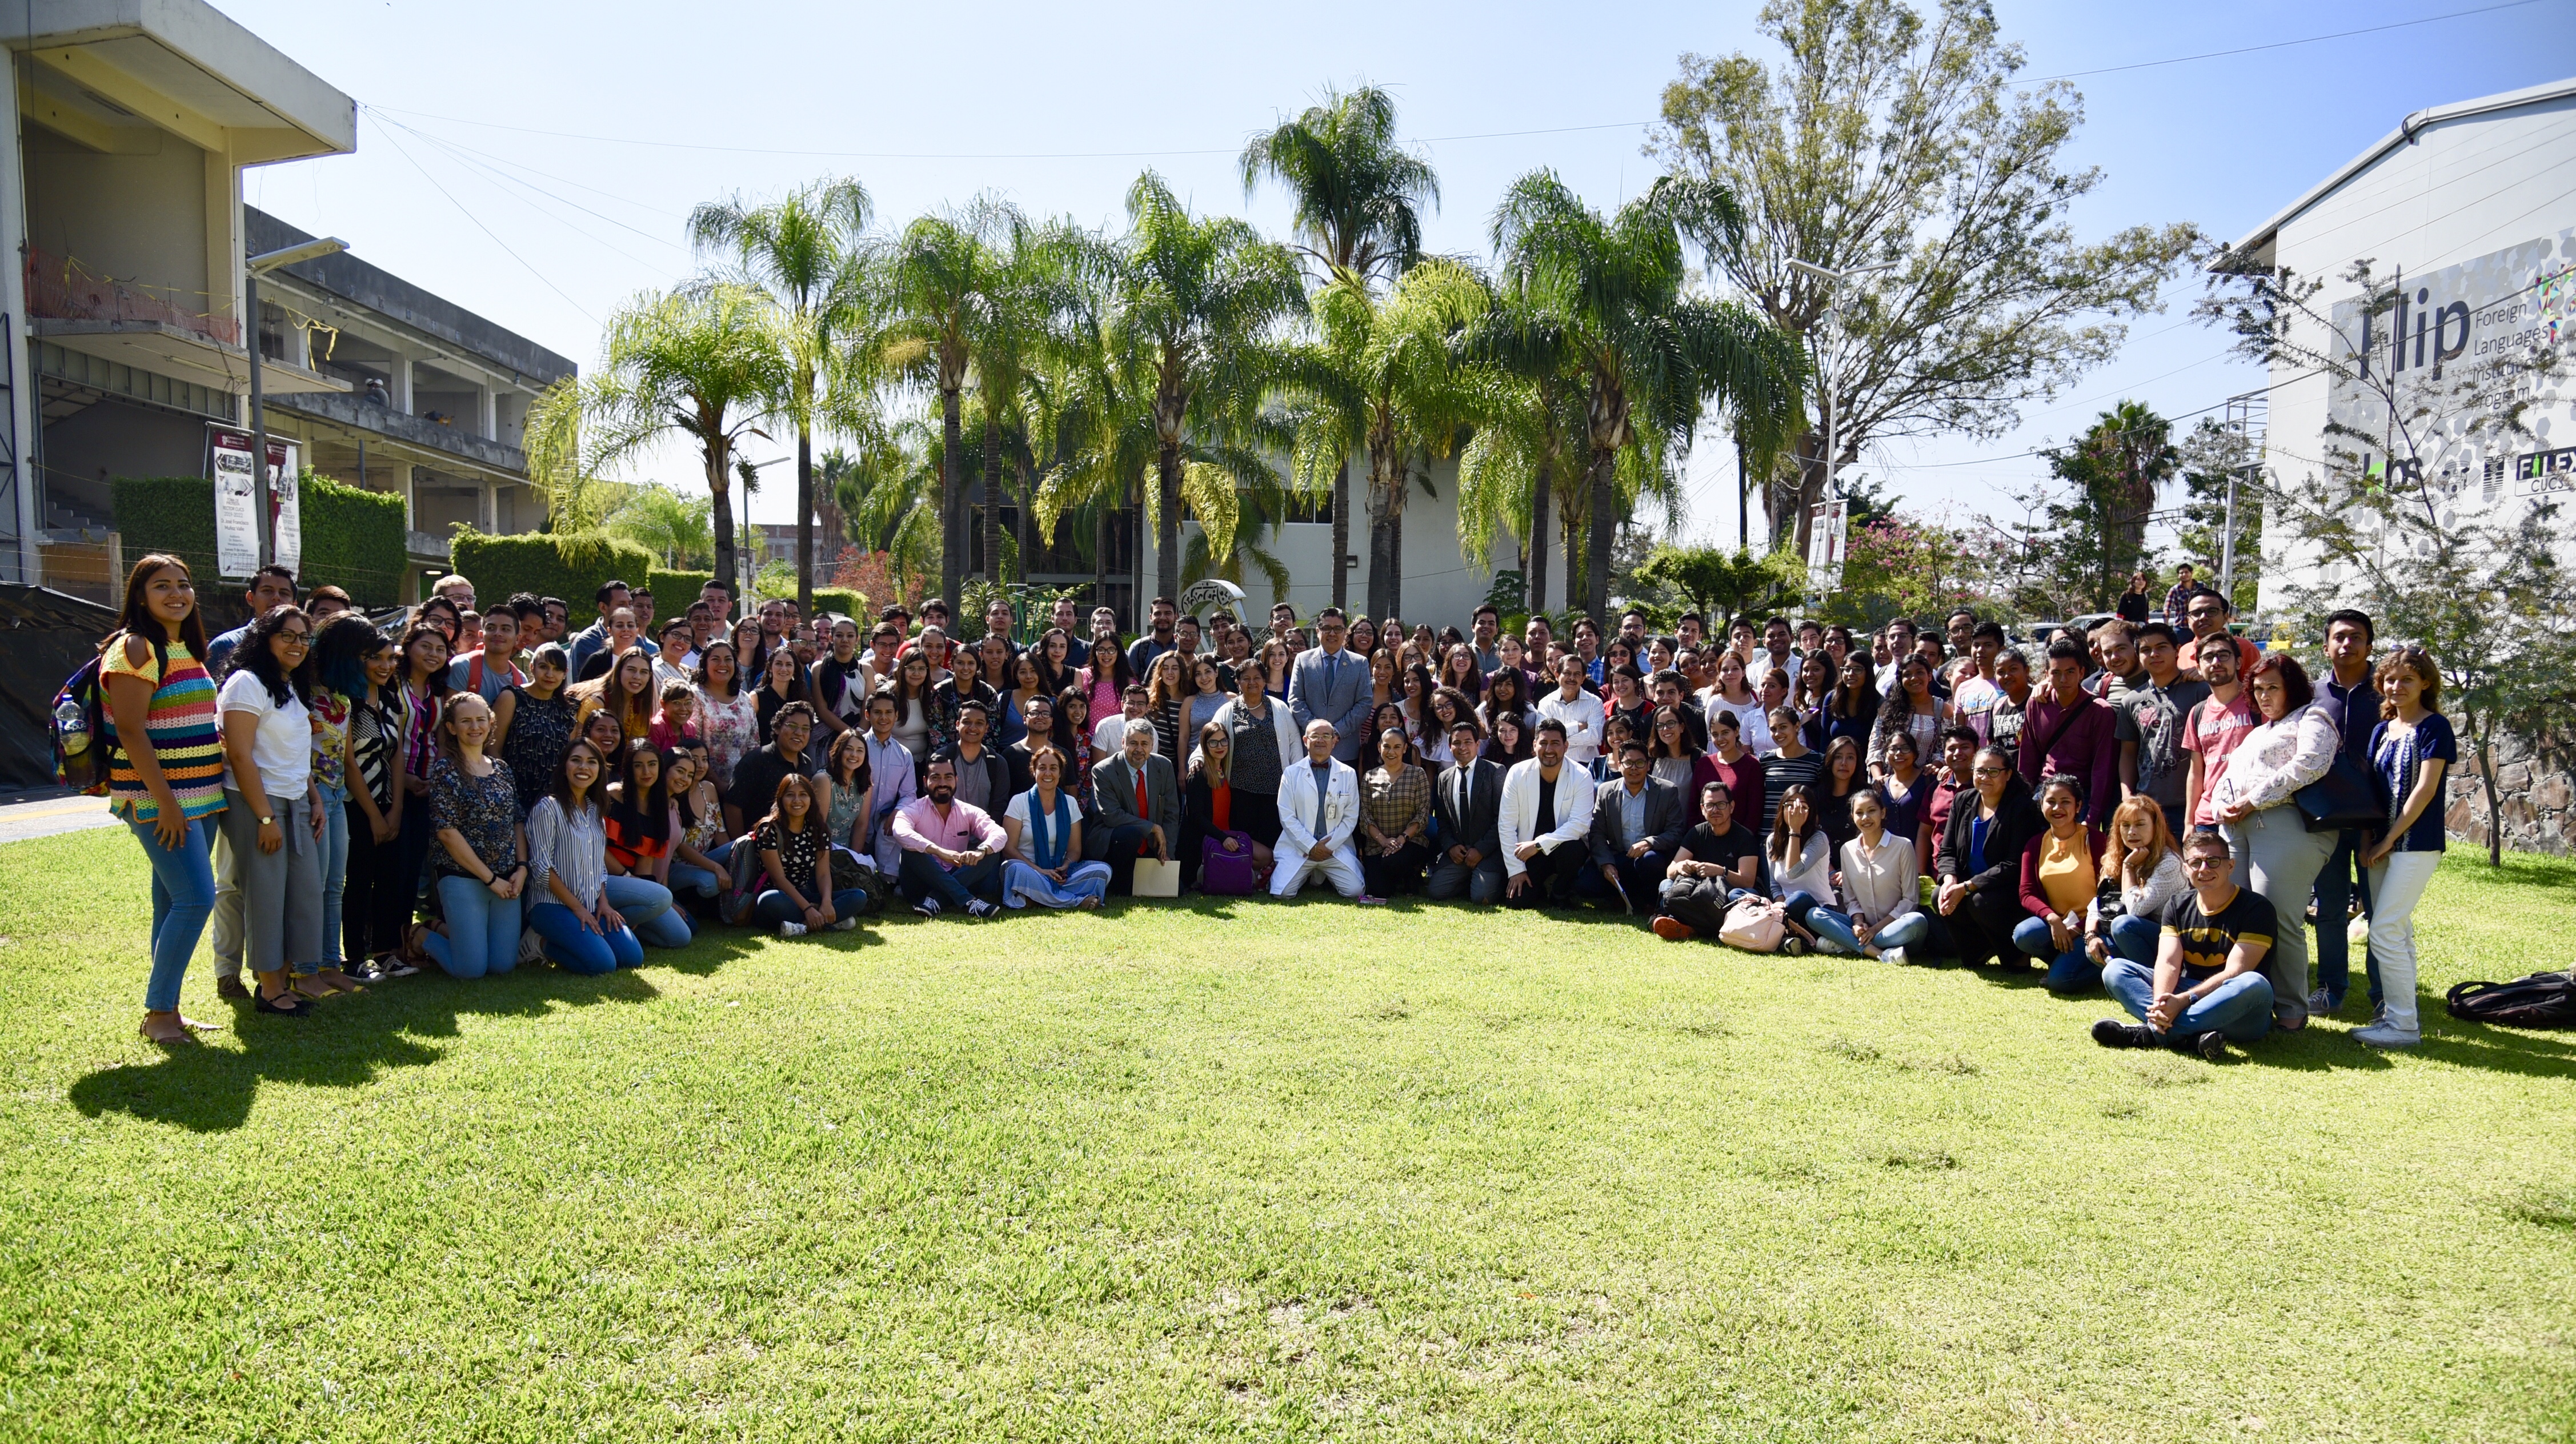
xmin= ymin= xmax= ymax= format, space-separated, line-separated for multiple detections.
xmin=128 ymin=815 xmax=217 ymax=1012
xmin=526 ymin=900 xmax=644 ymax=974
xmin=2014 ymin=914 xmax=2100 ymax=994
xmin=668 ymin=839 xmax=731 ymax=899
xmin=754 ymin=888 xmax=871 ymax=926
xmin=1805 ymin=906 xmax=1930 ymax=957
xmin=2312 ymin=828 xmax=2381 ymax=1007
xmin=2101 ymin=912 xmax=2161 ymax=965
xmin=602 ymin=873 xmax=688 ymax=948
xmin=314 ymin=783 xmax=350 ymax=964
xmin=420 ymin=874 xmax=524 ymax=980
xmin=898 ymin=849 xmax=1004 ymax=908
xmin=2102 ymin=957 xmax=2274 ymax=1043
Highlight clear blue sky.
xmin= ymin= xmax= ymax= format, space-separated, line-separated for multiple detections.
xmin=229 ymin=0 xmax=2576 ymax=547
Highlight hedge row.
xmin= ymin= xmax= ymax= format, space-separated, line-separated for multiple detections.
xmin=445 ymin=535 xmax=862 ymax=620
xmin=110 ymin=474 xmax=407 ymax=607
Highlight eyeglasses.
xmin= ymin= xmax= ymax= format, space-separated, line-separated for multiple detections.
xmin=2182 ymin=855 xmax=2230 ymax=871
xmin=277 ymin=630 xmax=310 ymax=646
xmin=1971 ymin=764 xmax=2009 ymax=776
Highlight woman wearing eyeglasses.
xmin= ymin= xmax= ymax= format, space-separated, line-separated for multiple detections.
xmin=1933 ymin=745 xmax=2045 ymax=968
xmin=213 ymin=605 xmax=331 ymax=1015
xmin=2209 ymin=652 xmax=2339 ymax=1030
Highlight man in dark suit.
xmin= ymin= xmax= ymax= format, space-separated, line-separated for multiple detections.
xmin=1287 ymin=608 xmax=1375 ymax=764
xmin=1428 ymin=719 xmax=1506 ymax=905
xmin=1088 ymin=717 xmax=1181 ymax=895
xmin=1583 ymin=740 xmax=1692 ymax=917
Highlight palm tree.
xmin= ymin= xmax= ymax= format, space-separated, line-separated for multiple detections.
xmin=1488 ymin=171 xmax=1804 ymax=621
xmin=1291 ymin=258 xmax=1488 ymax=617
xmin=1456 ymin=283 xmax=1580 ymax=612
xmin=688 ymin=178 xmax=875 ymax=615
xmin=1242 ymin=82 xmax=1439 ymax=608
xmin=878 ymin=196 xmax=1020 ymax=611
xmin=537 ymin=283 xmax=787 ymax=589
xmin=605 ymin=484 xmax=713 ymax=568
xmin=1101 ymin=172 xmax=1305 ymax=605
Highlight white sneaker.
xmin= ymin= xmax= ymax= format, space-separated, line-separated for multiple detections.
xmin=1880 ymin=946 xmax=1909 ymax=966
xmin=2353 ymin=1021 xmax=2421 ymax=1048
xmin=830 ymin=917 xmax=858 ymax=932
xmin=966 ymin=899 xmax=1000 ymax=919
xmin=778 ymin=921 xmax=807 ymax=937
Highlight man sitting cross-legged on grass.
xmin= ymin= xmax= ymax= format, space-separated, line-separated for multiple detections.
xmin=1652 ymin=782 xmax=1766 ymax=942
xmin=1272 ymin=719 xmax=1365 ymax=900
xmin=890 ymin=755 xmax=1007 ymax=919
xmin=2091 ymin=827 xmax=2276 ymax=1060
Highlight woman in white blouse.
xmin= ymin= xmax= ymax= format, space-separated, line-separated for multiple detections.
xmin=1765 ymin=784 xmax=1838 ymax=943
xmin=1804 ymin=788 xmax=1929 ymax=964
xmin=2085 ymin=794 xmax=2186 ymax=970
xmin=2210 ymin=653 xmax=2339 ymax=1029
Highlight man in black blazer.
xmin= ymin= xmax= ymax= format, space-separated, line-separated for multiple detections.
xmin=1089 ymin=717 xmax=1180 ymax=895
xmin=1428 ymin=719 xmax=1507 ymax=905
xmin=1583 ymin=740 xmax=1692 ymax=916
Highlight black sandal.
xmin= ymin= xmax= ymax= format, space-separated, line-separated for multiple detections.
xmin=254 ymin=988 xmax=311 ymax=1017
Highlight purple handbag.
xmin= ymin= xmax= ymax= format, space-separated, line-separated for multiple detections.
xmin=1198 ymin=829 xmax=1260 ymax=895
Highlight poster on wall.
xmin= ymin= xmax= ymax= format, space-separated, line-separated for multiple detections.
xmin=1804 ymin=496 xmax=1847 ymax=593
xmin=209 ymin=428 xmax=300 ymax=579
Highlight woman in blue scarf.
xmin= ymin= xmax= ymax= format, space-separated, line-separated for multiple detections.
xmin=999 ymin=745 xmax=1113 ymax=909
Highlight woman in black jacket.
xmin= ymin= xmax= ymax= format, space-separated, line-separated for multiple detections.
xmin=1933 ymin=745 xmax=2046 ymax=966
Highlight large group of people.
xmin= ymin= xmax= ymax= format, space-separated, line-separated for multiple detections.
xmin=95 ymin=555 xmax=2451 ymax=1061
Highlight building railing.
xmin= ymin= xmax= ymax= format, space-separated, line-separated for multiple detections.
xmin=23 ymin=247 xmax=241 ymax=347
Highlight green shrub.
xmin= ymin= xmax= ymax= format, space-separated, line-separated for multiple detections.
xmin=109 ymin=473 xmax=406 ymax=607
xmin=646 ymin=567 xmax=714 ymax=607
xmin=450 ymin=530 xmax=655 ymax=610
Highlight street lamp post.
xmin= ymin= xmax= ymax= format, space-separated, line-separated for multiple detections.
xmin=243 ymin=236 xmax=349 ymax=568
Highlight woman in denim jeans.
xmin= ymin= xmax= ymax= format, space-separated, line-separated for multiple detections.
xmin=599 ymin=743 xmax=688 ymax=949
xmin=523 ymin=740 xmax=646 ymax=973
xmin=420 ymin=693 xmax=529 ymax=979
xmin=662 ymin=744 xmax=732 ymax=905
xmin=2085 ymin=795 xmax=2186 ymax=974
xmin=2213 ymin=653 xmax=2339 ymax=1029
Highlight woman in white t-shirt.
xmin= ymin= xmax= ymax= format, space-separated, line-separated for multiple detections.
xmin=1000 ymin=746 xmax=1114 ymax=909
xmin=213 ymin=605 xmax=328 ymax=1015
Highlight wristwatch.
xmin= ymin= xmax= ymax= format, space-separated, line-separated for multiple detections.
xmin=256 ymin=815 xmax=275 ymax=827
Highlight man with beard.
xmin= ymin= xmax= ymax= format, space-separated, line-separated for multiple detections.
xmin=890 ymin=755 xmax=1007 ymax=917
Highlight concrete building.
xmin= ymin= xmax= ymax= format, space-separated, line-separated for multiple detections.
xmin=247 ymin=205 xmax=572 ymax=596
xmin=1 ymin=0 xmax=355 ymax=591
xmin=2222 ymin=75 xmax=2576 ymax=615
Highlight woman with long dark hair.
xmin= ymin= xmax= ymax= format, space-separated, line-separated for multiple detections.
xmin=1144 ymin=650 xmax=1189 ymax=771
xmin=99 ymin=555 xmax=227 ymax=1041
xmin=321 ymin=615 xmax=407 ymax=979
xmin=385 ymin=623 xmax=453 ymax=966
xmin=495 ymin=644 xmax=576 ymax=818
xmin=750 ymin=645 xmax=814 ymax=745
xmin=1934 ymin=745 xmax=2046 ymax=967
xmin=213 ymin=604 xmax=328 ymax=1013
xmin=1805 ymin=653 xmax=1879 ymax=757
xmin=1000 ymin=651 xmax=1047 ymax=749
xmin=1439 ymin=643 xmax=1484 ymax=701
xmin=1032 ymin=627 xmax=1080 ymax=699
xmin=752 ymin=773 xmax=866 ymax=936
xmin=602 ymin=742 xmax=690 ymax=948
xmin=1051 ymin=685 xmax=1101 ymax=813
xmin=1481 ymin=710 xmax=1533 ymax=768
xmin=662 ymin=744 xmax=734 ymax=907
xmin=692 ymin=640 xmax=756 ymax=791
xmin=304 ymin=614 xmax=384 ymax=995
xmin=1003 ymin=745 xmax=1115 ymax=908
xmin=523 ymin=738 xmax=643 ymax=972
xmin=1078 ymin=635 xmax=1131 ymax=731
xmin=1868 ymin=655 xmax=1946 ymax=777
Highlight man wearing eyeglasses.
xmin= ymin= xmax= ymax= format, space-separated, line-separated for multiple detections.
xmin=2091 ymin=828 xmax=2275 ymax=1058
xmin=1287 ymin=609 xmax=1374 ymax=765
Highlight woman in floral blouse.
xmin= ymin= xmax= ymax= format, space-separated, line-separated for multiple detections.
xmin=420 ymin=692 xmax=527 ymax=980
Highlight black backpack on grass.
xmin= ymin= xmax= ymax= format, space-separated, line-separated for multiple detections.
xmin=2446 ymin=972 xmax=2576 ymax=1028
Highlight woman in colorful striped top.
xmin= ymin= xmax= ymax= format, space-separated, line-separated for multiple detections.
xmin=385 ymin=623 xmax=452 ymax=969
xmin=100 ymin=554 xmax=226 ymax=1044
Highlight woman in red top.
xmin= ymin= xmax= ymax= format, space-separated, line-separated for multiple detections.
xmin=601 ymin=743 xmax=691 ymax=949
xmin=1692 ymin=707 xmax=1765 ymax=831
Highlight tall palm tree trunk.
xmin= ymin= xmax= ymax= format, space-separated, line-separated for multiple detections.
xmin=795 ymin=422 xmax=814 ymax=615
xmin=1584 ymin=447 xmax=1617 ymax=621
xmin=939 ymin=386 xmax=964 ymax=608
xmin=1527 ymin=457 xmax=1551 ymax=616
xmin=1329 ymin=459 xmax=1351 ymax=611
xmin=982 ymin=407 xmax=1006 ymax=585
xmin=1155 ymin=441 xmax=1183 ymax=604
xmin=1092 ymin=498 xmax=1108 ymax=621
xmin=1014 ymin=435 xmax=1038 ymax=590
xmin=707 ymin=441 xmax=738 ymax=599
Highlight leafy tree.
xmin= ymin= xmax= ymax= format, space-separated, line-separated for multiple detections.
xmin=1632 ymin=543 xmax=1804 ymax=624
xmin=1243 ymin=83 xmax=1441 ymax=608
xmin=1651 ymin=0 xmax=2197 ymax=556
xmin=1488 ymin=170 xmax=1804 ymax=622
xmin=1456 ymin=283 xmax=1583 ymax=613
xmin=688 ymin=177 xmax=875 ymax=614
xmin=604 ymin=484 xmax=713 ymax=568
xmin=878 ymin=196 xmax=1020 ymax=611
xmin=1290 ymin=258 xmax=1488 ymax=617
xmin=533 ymin=282 xmax=786 ymax=589
xmin=2028 ymin=400 xmax=2177 ymax=607
xmin=2174 ymin=416 xmax=2259 ymax=611
xmin=1830 ymin=508 xmax=2001 ymax=627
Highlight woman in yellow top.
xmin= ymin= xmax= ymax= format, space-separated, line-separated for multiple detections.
xmin=571 ymin=648 xmax=655 ymax=744
xmin=2012 ymin=773 xmax=2107 ymax=995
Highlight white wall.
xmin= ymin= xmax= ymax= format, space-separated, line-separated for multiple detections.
xmin=2258 ymin=91 xmax=2576 ymax=615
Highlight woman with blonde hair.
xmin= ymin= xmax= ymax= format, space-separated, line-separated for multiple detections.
xmin=2084 ymin=793 xmax=2185 ymax=970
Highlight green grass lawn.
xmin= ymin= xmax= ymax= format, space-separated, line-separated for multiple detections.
xmin=2 ymin=828 xmax=2573 ymax=1442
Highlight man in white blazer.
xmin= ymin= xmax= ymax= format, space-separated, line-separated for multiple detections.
xmin=1498 ymin=716 xmax=1596 ymax=909
xmin=1272 ymin=719 xmax=1365 ymax=899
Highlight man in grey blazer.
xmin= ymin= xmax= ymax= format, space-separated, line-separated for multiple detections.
xmin=1287 ymin=609 xmax=1375 ymax=764
xmin=1089 ymin=717 xmax=1180 ymax=896
xmin=1583 ymin=739 xmax=1692 ymax=916
xmin=1428 ymin=719 xmax=1507 ymax=905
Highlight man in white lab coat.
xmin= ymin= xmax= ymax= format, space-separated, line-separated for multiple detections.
xmin=1272 ymin=719 xmax=1365 ymax=900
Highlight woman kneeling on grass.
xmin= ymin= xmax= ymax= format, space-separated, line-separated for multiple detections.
xmin=419 ymin=693 xmax=528 ymax=980
xmin=1000 ymin=745 xmax=1113 ymax=910
xmin=600 ymin=744 xmax=690 ymax=949
xmin=524 ymin=739 xmax=644 ymax=973
xmin=754 ymin=774 xmax=866 ymax=937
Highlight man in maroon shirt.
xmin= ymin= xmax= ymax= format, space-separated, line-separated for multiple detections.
xmin=1918 ymin=724 xmax=1981 ymax=868
xmin=2017 ymin=636 xmax=2120 ymax=823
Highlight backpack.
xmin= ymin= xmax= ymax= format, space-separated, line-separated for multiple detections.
xmin=2446 ymin=972 xmax=2576 ymax=1028
xmin=51 ymin=649 xmax=113 ymax=796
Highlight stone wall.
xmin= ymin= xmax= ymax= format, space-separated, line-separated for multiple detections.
xmin=2443 ymin=729 xmax=2573 ymax=857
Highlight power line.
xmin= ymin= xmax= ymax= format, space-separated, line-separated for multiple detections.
xmin=366 ymin=115 xmax=603 ymax=326
xmin=2016 ymin=0 xmax=2547 ymax=83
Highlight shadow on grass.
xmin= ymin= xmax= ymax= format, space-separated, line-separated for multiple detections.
xmin=67 ymin=913 xmax=865 ymax=1132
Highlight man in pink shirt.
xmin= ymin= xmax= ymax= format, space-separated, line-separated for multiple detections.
xmin=890 ymin=755 xmax=1007 ymax=917
xmin=2181 ymin=632 xmax=2258 ymax=837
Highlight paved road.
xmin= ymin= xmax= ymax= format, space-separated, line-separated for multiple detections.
xmin=0 ymin=788 xmax=122 ymax=845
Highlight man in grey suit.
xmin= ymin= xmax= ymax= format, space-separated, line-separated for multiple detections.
xmin=1583 ymin=739 xmax=1692 ymax=916
xmin=1089 ymin=717 xmax=1181 ymax=896
xmin=1428 ymin=719 xmax=1507 ymax=905
xmin=1287 ymin=608 xmax=1375 ymax=764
